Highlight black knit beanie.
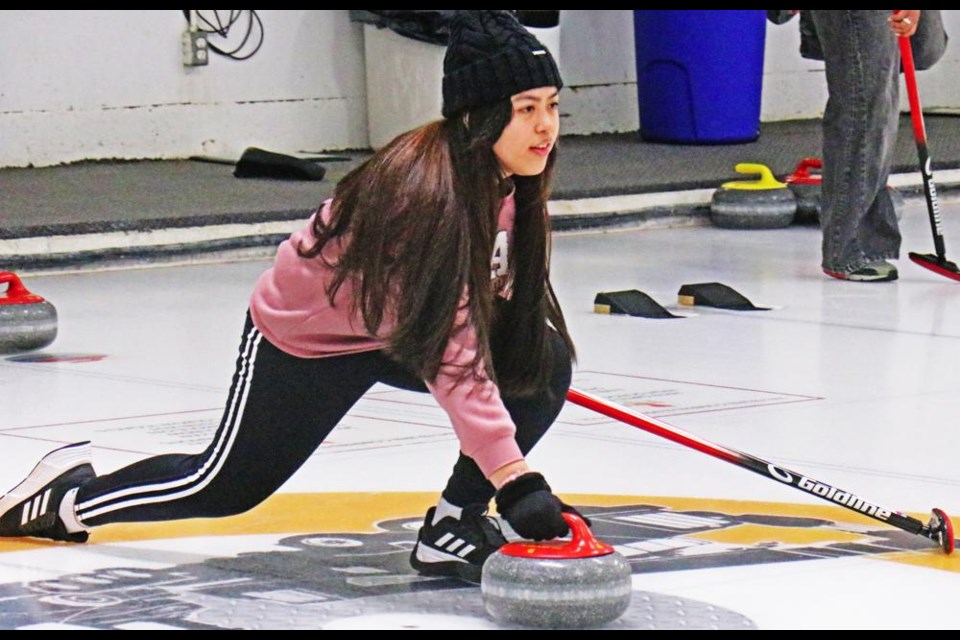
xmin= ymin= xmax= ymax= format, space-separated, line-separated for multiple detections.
xmin=442 ymin=10 xmax=563 ymax=119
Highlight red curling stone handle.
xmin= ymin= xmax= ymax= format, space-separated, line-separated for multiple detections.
xmin=498 ymin=512 xmax=615 ymax=559
xmin=786 ymin=157 xmax=823 ymax=185
xmin=0 ymin=272 xmax=46 ymax=306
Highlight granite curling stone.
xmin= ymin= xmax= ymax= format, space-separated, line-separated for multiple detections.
xmin=710 ymin=162 xmax=796 ymax=229
xmin=481 ymin=513 xmax=632 ymax=629
xmin=0 ymin=272 xmax=58 ymax=354
xmin=785 ymin=158 xmax=904 ymax=225
xmin=784 ymin=157 xmax=823 ymax=225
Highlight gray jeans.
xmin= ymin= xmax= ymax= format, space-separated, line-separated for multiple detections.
xmin=808 ymin=11 xmax=901 ymax=273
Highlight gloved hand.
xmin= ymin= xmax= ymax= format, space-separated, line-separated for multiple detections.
xmin=560 ymin=503 xmax=592 ymax=528
xmin=494 ymin=472 xmax=570 ymax=541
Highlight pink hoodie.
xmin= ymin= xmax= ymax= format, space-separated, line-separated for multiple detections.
xmin=249 ymin=195 xmax=522 ymax=478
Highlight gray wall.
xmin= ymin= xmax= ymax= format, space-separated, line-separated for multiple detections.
xmin=1 ymin=10 xmax=957 ymax=168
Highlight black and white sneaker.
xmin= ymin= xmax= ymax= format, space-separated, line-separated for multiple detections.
xmin=409 ymin=504 xmax=507 ymax=583
xmin=0 ymin=442 xmax=95 ymax=542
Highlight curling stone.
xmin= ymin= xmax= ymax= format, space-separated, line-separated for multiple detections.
xmin=784 ymin=157 xmax=822 ymax=225
xmin=0 ymin=272 xmax=58 ymax=354
xmin=481 ymin=513 xmax=631 ymax=629
xmin=710 ymin=163 xmax=796 ymax=229
xmin=785 ymin=158 xmax=905 ymax=224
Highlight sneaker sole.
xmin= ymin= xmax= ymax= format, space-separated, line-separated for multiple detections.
xmin=823 ymin=269 xmax=898 ymax=282
xmin=410 ymin=544 xmax=483 ymax=583
xmin=0 ymin=442 xmax=92 ymax=516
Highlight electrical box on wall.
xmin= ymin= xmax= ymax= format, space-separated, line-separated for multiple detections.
xmin=182 ymin=30 xmax=209 ymax=66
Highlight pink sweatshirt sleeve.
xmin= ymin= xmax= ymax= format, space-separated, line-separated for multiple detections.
xmin=426 ymin=307 xmax=523 ymax=479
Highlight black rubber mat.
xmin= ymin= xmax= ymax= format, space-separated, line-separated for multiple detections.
xmin=0 ymin=115 xmax=957 ymax=239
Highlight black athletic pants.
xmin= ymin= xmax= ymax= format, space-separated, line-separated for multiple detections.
xmin=74 ymin=312 xmax=571 ymax=526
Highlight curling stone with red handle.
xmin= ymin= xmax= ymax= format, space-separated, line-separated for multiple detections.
xmin=0 ymin=272 xmax=58 ymax=354
xmin=481 ymin=512 xmax=632 ymax=629
xmin=786 ymin=157 xmax=904 ymax=224
xmin=784 ymin=157 xmax=823 ymax=225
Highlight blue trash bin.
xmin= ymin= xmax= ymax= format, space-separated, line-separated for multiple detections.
xmin=634 ymin=10 xmax=766 ymax=144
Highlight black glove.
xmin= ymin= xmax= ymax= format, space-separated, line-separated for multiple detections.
xmin=495 ymin=472 xmax=570 ymax=541
xmin=560 ymin=503 xmax=592 ymax=528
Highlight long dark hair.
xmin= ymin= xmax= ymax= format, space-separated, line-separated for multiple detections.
xmin=299 ymin=99 xmax=574 ymax=396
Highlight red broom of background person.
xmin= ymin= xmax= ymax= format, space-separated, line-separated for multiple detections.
xmin=899 ymin=30 xmax=960 ymax=280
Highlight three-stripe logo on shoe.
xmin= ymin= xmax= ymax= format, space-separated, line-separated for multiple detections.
xmin=20 ymin=490 xmax=52 ymax=526
xmin=434 ymin=533 xmax=476 ymax=558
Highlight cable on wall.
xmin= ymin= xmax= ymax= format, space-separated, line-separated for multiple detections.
xmin=181 ymin=11 xmax=264 ymax=61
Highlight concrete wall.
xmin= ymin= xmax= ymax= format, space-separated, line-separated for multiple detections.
xmin=1 ymin=10 xmax=957 ymax=168
xmin=0 ymin=10 xmax=367 ymax=168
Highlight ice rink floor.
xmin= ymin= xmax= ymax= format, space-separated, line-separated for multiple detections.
xmin=1 ymin=197 xmax=959 ymax=630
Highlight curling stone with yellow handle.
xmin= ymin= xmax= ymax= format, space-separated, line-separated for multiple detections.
xmin=710 ymin=162 xmax=796 ymax=229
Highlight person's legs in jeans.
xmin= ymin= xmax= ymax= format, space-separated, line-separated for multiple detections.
xmin=812 ymin=10 xmax=901 ymax=275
